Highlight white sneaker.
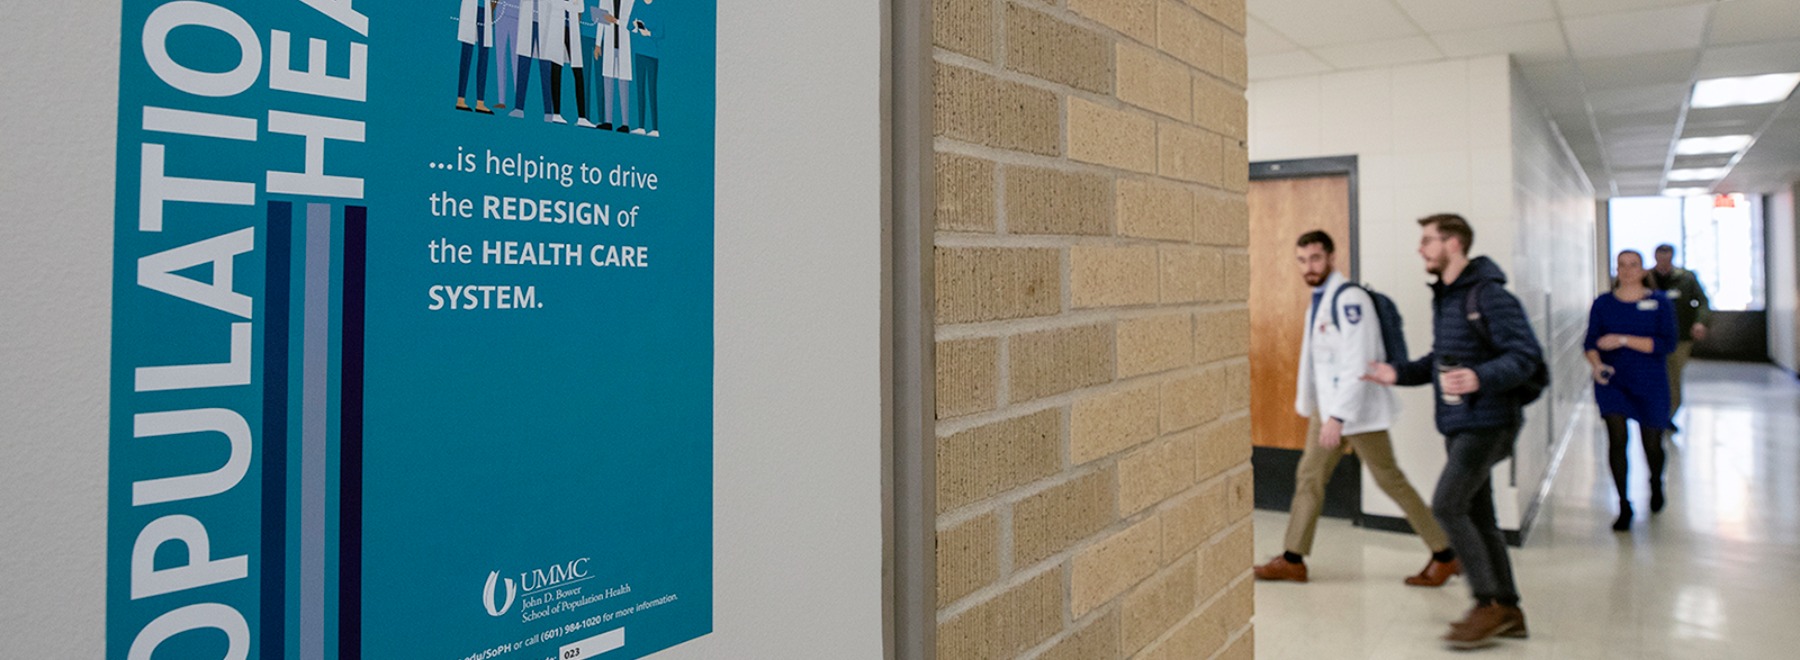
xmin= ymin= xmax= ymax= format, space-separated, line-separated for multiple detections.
xmin=550 ymin=114 xmax=567 ymax=124
xmin=631 ymin=128 xmax=646 ymax=135
xmin=577 ymin=118 xmax=597 ymax=128
xmin=508 ymin=109 xmax=525 ymax=118
xmin=647 ymin=130 xmax=659 ymax=137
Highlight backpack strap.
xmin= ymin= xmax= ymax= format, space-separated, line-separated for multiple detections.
xmin=1464 ymin=280 xmax=1494 ymax=349
xmin=1327 ymin=282 xmax=1359 ymax=329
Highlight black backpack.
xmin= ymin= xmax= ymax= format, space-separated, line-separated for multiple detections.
xmin=1464 ymin=281 xmax=1551 ymax=405
xmin=1329 ymin=282 xmax=1408 ymax=366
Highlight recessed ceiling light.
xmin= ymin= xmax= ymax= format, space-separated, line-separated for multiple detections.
xmin=1691 ymin=73 xmax=1800 ymax=109
xmin=1667 ymin=167 xmax=1729 ymax=181
xmin=1662 ymin=187 xmax=1711 ymax=197
xmin=1674 ymin=135 xmax=1753 ymax=155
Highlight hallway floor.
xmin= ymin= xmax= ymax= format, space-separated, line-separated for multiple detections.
xmin=1252 ymin=361 xmax=1800 ymax=658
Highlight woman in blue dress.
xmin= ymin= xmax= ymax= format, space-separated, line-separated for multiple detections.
xmin=1585 ymin=250 xmax=1679 ymax=531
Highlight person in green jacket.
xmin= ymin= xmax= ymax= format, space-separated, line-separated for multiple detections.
xmin=1651 ymin=244 xmax=1712 ymax=417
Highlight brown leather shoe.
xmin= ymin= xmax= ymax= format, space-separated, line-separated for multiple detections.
xmin=1443 ymin=604 xmax=1526 ymax=649
xmin=1252 ymin=555 xmax=1308 ymax=582
xmin=1404 ymin=557 xmax=1462 ymax=587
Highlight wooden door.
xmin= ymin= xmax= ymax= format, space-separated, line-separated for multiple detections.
xmin=1248 ymin=175 xmax=1352 ymax=450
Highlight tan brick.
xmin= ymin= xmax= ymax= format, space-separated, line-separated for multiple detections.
xmin=1117 ymin=313 xmax=1193 ymax=378
xmin=1070 ymin=0 xmax=1156 ymax=44
xmin=1121 ymin=556 xmax=1199 ymax=653
xmin=1194 ymin=306 xmax=1248 ymax=362
xmin=934 ymin=0 xmax=994 ymax=61
xmin=1196 ymin=192 xmax=1249 ymax=247
xmin=936 ymin=247 xmax=1061 ymax=323
xmin=937 ymin=570 xmax=1064 ymax=660
xmin=938 ymin=513 xmax=1000 ymax=607
xmin=1006 ymin=3 xmax=1113 ymax=94
xmin=937 ymin=337 xmax=999 ymax=419
xmin=938 ymin=152 xmax=997 ymax=233
xmin=1116 ymin=44 xmax=1191 ymax=120
xmin=1157 ymin=123 xmax=1224 ymax=186
xmin=1117 ymin=178 xmax=1194 ymax=242
xmin=1118 ymin=432 xmax=1199 ymax=515
xmin=1219 ymin=251 xmax=1250 ymax=302
xmin=1159 ymin=365 xmax=1227 ymax=432
xmin=1196 ymin=415 xmax=1251 ymax=482
xmin=1005 ymin=166 xmax=1112 ymax=236
xmin=1158 ymin=2 xmax=1221 ymax=73
xmin=1161 ymin=479 xmax=1230 ymax=555
xmin=1071 ymin=516 xmax=1163 ymax=615
xmin=1071 ymin=384 xmax=1160 ymax=465
xmin=1193 ymin=74 xmax=1247 ymax=140
xmin=1010 ymin=324 xmax=1115 ymax=402
xmin=1071 ymin=245 xmax=1159 ymax=308
xmin=935 ymin=62 xmax=1062 ymax=156
xmin=1221 ymin=358 xmax=1250 ymax=411
xmin=1217 ymin=629 xmax=1255 ymax=660
xmin=1196 ymin=521 xmax=1253 ymax=600
xmin=1220 ymin=34 xmax=1249 ymax=86
xmin=1067 ymin=97 xmax=1157 ymax=173
xmin=1224 ymin=466 xmax=1254 ymax=520
xmin=1183 ymin=0 xmax=1247 ymax=34
xmin=1159 ymin=246 xmax=1216 ymax=304
xmin=1013 ymin=468 xmax=1117 ymax=566
xmin=1222 ymin=137 xmax=1250 ymax=193
xmin=1137 ymin=578 xmax=1252 ymax=660
xmin=1037 ymin=609 xmax=1122 ymax=660
xmin=937 ymin=410 xmax=1062 ymax=513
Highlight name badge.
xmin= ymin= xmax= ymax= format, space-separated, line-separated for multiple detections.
xmin=1667 ymin=290 xmax=1682 ymax=299
xmin=1638 ymin=299 xmax=1659 ymax=311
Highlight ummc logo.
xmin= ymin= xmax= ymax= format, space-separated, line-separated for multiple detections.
xmin=482 ymin=557 xmax=592 ymax=617
xmin=483 ymin=571 xmax=517 ymax=616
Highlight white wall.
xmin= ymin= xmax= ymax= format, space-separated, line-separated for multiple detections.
xmin=1768 ymin=185 xmax=1799 ymax=373
xmin=0 ymin=2 xmax=888 ymax=657
xmin=1248 ymin=55 xmax=1596 ymax=531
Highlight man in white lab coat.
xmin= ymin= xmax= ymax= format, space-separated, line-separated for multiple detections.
xmin=1253 ymin=230 xmax=1459 ymax=586
xmin=594 ymin=0 xmax=635 ymax=132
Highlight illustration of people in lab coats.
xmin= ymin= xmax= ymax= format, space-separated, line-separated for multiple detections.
xmin=509 ymin=0 xmax=553 ymax=119
xmin=629 ymin=0 xmax=662 ymax=136
xmin=594 ymin=0 xmax=635 ymax=132
xmin=455 ymin=0 xmax=497 ymax=113
xmin=491 ymin=0 xmax=521 ymax=110
xmin=540 ymin=0 xmax=590 ymax=125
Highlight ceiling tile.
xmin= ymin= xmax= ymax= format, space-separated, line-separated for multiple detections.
xmin=1696 ymin=41 xmax=1800 ymax=79
xmin=1556 ymin=0 xmax=1713 ymax=19
xmin=1313 ymin=36 xmax=1445 ymax=70
xmin=1433 ymin=20 xmax=1569 ymax=64
xmin=1392 ymin=0 xmax=1556 ymax=32
xmin=1578 ymin=50 xmax=1699 ymax=90
xmin=1247 ymin=16 xmax=1302 ymax=56
xmin=1708 ymin=0 xmax=1800 ymax=46
xmin=1247 ymin=0 xmax=1422 ymax=48
xmin=1563 ymin=4 xmax=1709 ymax=60
xmin=1684 ymin=106 xmax=1779 ymax=135
xmin=1586 ymin=84 xmax=1687 ymax=115
xmin=1248 ymin=50 xmax=1335 ymax=82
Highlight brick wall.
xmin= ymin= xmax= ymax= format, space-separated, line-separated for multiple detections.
xmin=932 ymin=1 xmax=1254 ymax=659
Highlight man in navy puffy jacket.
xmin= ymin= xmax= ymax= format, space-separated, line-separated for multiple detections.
xmin=1367 ymin=213 xmax=1545 ymax=650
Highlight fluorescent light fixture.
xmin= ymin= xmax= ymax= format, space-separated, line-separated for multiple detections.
xmin=1662 ymin=187 xmax=1710 ymax=197
xmin=1667 ymin=167 xmax=1729 ymax=181
xmin=1691 ymin=73 xmax=1800 ymax=109
xmin=1674 ymin=135 xmax=1752 ymax=155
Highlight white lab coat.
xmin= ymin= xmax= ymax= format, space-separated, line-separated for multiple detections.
xmin=515 ymin=0 xmax=563 ymax=60
xmin=458 ymin=0 xmax=496 ymax=46
xmin=596 ymin=0 xmax=635 ymax=79
xmin=560 ymin=0 xmax=584 ymax=67
xmin=1294 ymin=271 xmax=1399 ymax=435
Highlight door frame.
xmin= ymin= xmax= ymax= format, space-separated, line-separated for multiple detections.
xmin=1246 ymin=155 xmax=1365 ymax=521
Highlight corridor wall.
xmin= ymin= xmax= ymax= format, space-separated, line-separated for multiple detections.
xmin=1769 ymin=184 xmax=1800 ymax=373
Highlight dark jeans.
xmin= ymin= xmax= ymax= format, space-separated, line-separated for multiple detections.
xmin=634 ymin=55 xmax=659 ymax=130
xmin=1432 ymin=424 xmax=1520 ymax=604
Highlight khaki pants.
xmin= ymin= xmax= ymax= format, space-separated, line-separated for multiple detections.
xmin=1668 ymin=340 xmax=1694 ymax=415
xmin=1284 ymin=417 xmax=1449 ymax=556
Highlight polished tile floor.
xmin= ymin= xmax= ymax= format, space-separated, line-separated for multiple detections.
xmin=1252 ymin=361 xmax=1800 ymax=659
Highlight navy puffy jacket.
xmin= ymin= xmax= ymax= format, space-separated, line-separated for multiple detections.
xmin=1395 ymin=256 xmax=1544 ymax=435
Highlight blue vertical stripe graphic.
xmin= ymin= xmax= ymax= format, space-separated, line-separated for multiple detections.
xmin=263 ymin=202 xmax=293 ymax=660
xmin=301 ymin=203 xmax=333 ymax=660
xmin=340 ymin=205 xmax=368 ymax=660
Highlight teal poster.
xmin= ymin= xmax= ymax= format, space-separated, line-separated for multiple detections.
xmin=106 ymin=1 xmax=715 ymax=658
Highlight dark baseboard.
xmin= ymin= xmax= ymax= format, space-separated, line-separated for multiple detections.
xmin=1252 ymin=446 xmax=1362 ymax=521
xmin=1360 ymin=513 xmax=1523 ymax=547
